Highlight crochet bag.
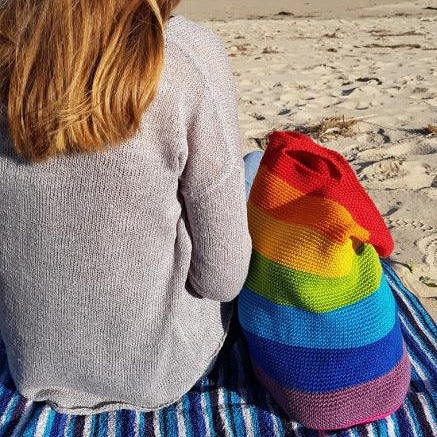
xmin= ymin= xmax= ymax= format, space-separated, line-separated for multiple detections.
xmin=238 ymin=131 xmax=411 ymax=431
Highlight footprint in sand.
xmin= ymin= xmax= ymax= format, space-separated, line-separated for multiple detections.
xmin=358 ymin=158 xmax=406 ymax=182
xmin=387 ymin=218 xmax=435 ymax=233
xmin=416 ymin=235 xmax=437 ymax=268
xmin=358 ymin=158 xmax=435 ymax=190
xmin=384 ymin=142 xmax=437 ymax=157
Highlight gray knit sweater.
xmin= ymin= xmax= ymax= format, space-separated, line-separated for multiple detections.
xmin=0 ymin=15 xmax=252 ymax=415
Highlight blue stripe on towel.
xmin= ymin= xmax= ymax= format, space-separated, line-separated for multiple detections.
xmin=21 ymin=403 xmax=45 ymax=437
xmin=396 ymin=293 xmax=437 ymax=372
xmin=0 ymin=393 xmax=19 ymax=434
xmin=42 ymin=409 xmax=56 ymax=436
xmin=0 ymin=386 xmax=13 ymax=420
xmin=164 ymin=403 xmax=179 ymax=437
xmin=0 ymin=395 xmax=26 ymax=436
xmin=49 ymin=410 xmax=67 ymax=437
xmin=189 ymin=385 xmax=207 ymax=437
xmin=158 ymin=407 xmax=166 ymax=436
xmin=181 ymin=389 xmax=193 ymax=437
xmin=97 ymin=412 xmax=108 ymax=437
xmin=119 ymin=409 xmax=135 ymax=436
xmin=138 ymin=412 xmax=145 ymax=437
xmin=201 ymin=378 xmax=214 ymax=436
xmin=115 ymin=410 xmax=122 ymax=437
xmin=383 ymin=261 xmax=437 ymax=334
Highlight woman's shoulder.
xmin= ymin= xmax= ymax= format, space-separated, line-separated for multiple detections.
xmin=165 ymin=15 xmax=224 ymax=50
xmin=164 ymin=15 xmax=230 ymax=85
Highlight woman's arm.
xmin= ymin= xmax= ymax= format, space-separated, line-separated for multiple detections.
xmin=179 ymin=32 xmax=252 ymax=302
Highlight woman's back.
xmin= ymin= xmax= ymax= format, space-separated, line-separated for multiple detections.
xmin=0 ymin=15 xmax=252 ymax=415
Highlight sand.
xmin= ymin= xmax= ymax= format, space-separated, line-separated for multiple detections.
xmin=177 ymin=0 xmax=437 ymax=321
xmin=176 ymin=0 xmax=427 ymax=20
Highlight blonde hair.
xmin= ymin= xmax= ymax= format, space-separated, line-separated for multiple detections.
xmin=0 ymin=0 xmax=180 ymax=163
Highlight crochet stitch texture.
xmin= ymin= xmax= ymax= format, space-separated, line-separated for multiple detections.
xmin=238 ymin=131 xmax=411 ymax=430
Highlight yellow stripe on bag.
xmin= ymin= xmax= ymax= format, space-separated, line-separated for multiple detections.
xmin=248 ymin=202 xmax=362 ymax=278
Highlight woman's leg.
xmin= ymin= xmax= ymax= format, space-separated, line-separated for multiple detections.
xmin=243 ymin=150 xmax=264 ymax=200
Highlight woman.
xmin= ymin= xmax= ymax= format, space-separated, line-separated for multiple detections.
xmin=0 ymin=0 xmax=253 ymax=415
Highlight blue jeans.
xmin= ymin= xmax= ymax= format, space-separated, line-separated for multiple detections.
xmin=243 ymin=150 xmax=264 ymax=200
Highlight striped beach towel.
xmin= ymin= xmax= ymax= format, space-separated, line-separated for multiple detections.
xmin=0 ymin=262 xmax=436 ymax=436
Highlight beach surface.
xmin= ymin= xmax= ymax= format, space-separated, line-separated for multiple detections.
xmin=178 ymin=0 xmax=437 ymax=320
xmin=177 ymin=0 xmax=423 ymax=20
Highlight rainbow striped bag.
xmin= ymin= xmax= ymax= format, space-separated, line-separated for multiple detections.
xmin=238 ymin=131 xmax=411 ymax=431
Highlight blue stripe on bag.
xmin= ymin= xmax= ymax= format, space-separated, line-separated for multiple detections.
xmin=242 ymin=315 xmax=404 ymax=392
xmin=238 ymin=272 xmax=395 ymax=349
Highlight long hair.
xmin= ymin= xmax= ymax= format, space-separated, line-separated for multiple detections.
xmin=0 ymin=0 xmax=180 ymax=163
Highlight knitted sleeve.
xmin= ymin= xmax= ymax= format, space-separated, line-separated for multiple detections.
xmin=179 ymin=31 xmax=252 ymax=302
